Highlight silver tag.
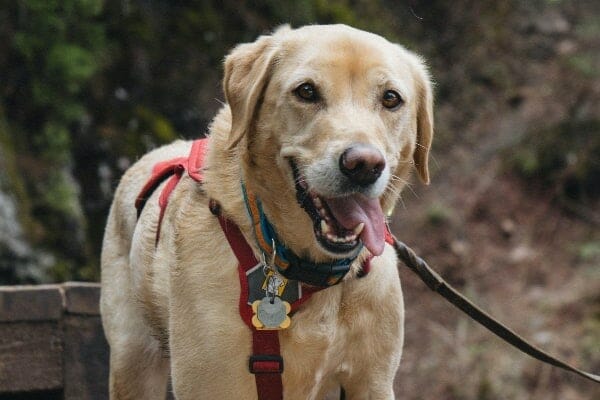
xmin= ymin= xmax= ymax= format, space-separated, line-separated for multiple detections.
xmin=257 ymin=296 xmax=288 ymax=328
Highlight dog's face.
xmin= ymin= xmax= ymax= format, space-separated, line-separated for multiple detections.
xmin=224 ymin=25 xmax=433 ymax=260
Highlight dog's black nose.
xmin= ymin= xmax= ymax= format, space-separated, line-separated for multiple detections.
xmin=339 ymin=144 xmax=385 ymax=186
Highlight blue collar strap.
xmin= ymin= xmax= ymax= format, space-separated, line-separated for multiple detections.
xmin=241 ymin=183 xmax=361 ymax=287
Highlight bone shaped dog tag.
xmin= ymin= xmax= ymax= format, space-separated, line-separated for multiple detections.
xmin=252 ymin=296 xmax=291 ymax=330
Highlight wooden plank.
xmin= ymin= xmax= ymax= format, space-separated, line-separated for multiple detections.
xmin=62 ymin=283 xmax=101 ymax=316
xmin=0 ymin=285 xmax=63 ymax=322
xmin=0 ymin=322 xmax=63 ymax=392
xmin=63 ymin=315 xmax=109 ymax=400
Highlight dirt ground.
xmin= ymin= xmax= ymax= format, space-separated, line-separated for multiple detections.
xmin=386 ymin=2 xmax=600 ymax=397
xmin=390 ymin=164 xmax=599 ymax=399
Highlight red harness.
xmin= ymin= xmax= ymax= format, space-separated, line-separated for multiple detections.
xmin=135 ymin=138 xmax=393 ymax=399
xmin=135 ymin=138 xmax=291 ymax=398
xmin=135 ymin=139 xmax=208 ymax=244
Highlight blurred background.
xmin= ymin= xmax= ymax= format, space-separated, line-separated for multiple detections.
xmin=0 ymin=0 xmax=598 ymax=399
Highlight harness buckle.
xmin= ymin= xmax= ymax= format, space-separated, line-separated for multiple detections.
xmin=249 ymin=354 xmax=284 ymax=374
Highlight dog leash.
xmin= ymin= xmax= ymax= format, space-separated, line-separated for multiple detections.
xmin=390 ymin=234 xmax=600 ymax=384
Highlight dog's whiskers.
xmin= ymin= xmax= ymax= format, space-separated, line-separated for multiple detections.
xmin=388 ymin=174 xmax=418 ymax=199
xmin=383 ymin=182 xmax=407 ymax=211
xmin=389 ymin=174 xmax=411 ymax=185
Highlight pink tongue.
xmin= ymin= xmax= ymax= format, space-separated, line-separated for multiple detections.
xmin=326 ymin=194 xmax=386 ymax=256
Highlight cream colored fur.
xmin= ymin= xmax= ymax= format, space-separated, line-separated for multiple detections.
xmin=100 ymin=24 xmax=433 ymax=400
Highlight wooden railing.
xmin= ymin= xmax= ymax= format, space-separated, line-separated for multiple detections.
xmin=0 ymin=283 xmax=108 ymax=399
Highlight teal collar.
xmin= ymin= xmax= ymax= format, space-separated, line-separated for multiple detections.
xmin=241 ymin=183 xmax=362 ymax=287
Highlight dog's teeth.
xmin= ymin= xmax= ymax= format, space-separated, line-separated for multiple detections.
xmin=353 ymin=222 xmax=365 ymax=235
xmin=320 ymin=220 xmax=330 ymax=234
xmin=319 ymin=209 xmax=327 ymax=218
xmin=323 ymin=230 xmax=357 ymax=244
xmin=313 ymin=197 xmax=322 ymax=208
xmin=327 ymin=233 xmax=340 ymax=243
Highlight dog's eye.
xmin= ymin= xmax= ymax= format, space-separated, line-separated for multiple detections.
xmin=382 ymin=90 xmax=403 ymax=109
xmin=294 ymin=83 xmax=319 ymax=102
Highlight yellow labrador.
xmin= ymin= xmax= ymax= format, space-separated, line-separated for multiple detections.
xmin=100 ymin=24 xmax=433 ymax=399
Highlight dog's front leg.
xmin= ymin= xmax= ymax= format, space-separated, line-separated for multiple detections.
xmin=168 ymin=249 xmax=259 ymax=399
xmin=341 ymin=378 xmax=397 ymax=400
xmin=338 ymin=253 xmax=404 ymax=400
xmin=169 ymin=300 xmax=258 ymax=399
xmin=338 ymin=343 xmax=401 ymax=400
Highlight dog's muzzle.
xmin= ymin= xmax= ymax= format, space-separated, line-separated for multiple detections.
xmin=290 ymin=154 xmax=387 ymax=257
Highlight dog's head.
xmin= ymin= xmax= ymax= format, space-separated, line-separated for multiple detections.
xmin=223 ymin=25 xmax=433 ymax=261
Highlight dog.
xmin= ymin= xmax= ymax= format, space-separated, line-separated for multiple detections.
xmin=100 ymin=24 xmax=433 ymax=399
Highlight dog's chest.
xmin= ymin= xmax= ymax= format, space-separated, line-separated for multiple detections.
xmin=279 ymin=278 xmax=399 ymax=378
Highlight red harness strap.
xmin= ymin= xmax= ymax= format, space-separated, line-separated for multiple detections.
xmin=215 ymin=212 xmax=395 ymax=400
xmin=135 ymin=140 xmax=208 ymax=244
xmin=216 ymin=214 xmax=284 ymax=400
xmin=135 ymin=139 xmax=285 ymax=399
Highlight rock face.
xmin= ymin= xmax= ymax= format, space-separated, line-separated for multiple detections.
xmin=0 ymin=137 xmax=49 ymax=283
xmin=0 ymin=117 xmax=85 ymax=284
xmin=0 ymin=181 xmax=36 ymax=280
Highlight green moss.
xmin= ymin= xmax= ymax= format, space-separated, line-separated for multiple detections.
xmin=580 ymin=309 xmax=600 ymax=365
xmin=574 ymin=15 xmax=600 ymax=39
xmin=76 ymin=262 xmax=99 ymax=281
xmin=49 ymin=258 xmax=72 ymax=282
xmin=507 ymin=119 xmax=600 ymax=201
xmin=48 ymin=257 xmax=97 ymax=282
xmin=37 ymin=121 xmax=72 ymax=164
xmin=576 ymin=241 xmax=600 ymax=263
xmin=314 ymin=0 xmax=358 ymax=25
xmin=41 ymin=170 xmax=82 ymax=218
xmin=134 ymin=106 xmax=178 ymax=143
xmin=426 ymin=203 xmax=453 ymax=226
xmin=476 ymin=375 xmax=495 ymax=400
xmin=566 ymin=54 xmax=597 ymax=78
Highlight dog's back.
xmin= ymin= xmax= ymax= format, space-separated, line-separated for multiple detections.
xmin=100 ymin=140 xmax=194 ymax=398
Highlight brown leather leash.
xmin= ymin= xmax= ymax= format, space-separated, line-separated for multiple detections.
xmin=391 ymin=235 xmax=600 ymax=384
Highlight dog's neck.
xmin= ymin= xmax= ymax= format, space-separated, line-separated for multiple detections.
xmin=203 ymin=106 xmax=368 ymax=286
xmin=240 ymin=181 xmax=363 ymax=287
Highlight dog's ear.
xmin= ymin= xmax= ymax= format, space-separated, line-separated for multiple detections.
xmin=223 ymin=31 xmax=282 ymax=149
xmin=411 ymin=57 xmax=434 ymax=184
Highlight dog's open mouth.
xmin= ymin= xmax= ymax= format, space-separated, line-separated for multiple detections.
xmin=291 ymin=161 xmax=386 ymax=256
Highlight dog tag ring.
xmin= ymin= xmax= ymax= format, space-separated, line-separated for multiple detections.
xmin=252 ymin=296 xmax=291 ymax=330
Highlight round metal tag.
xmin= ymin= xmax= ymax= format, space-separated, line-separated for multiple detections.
xmin=257 ymin=296 xmax=287 ymax=328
